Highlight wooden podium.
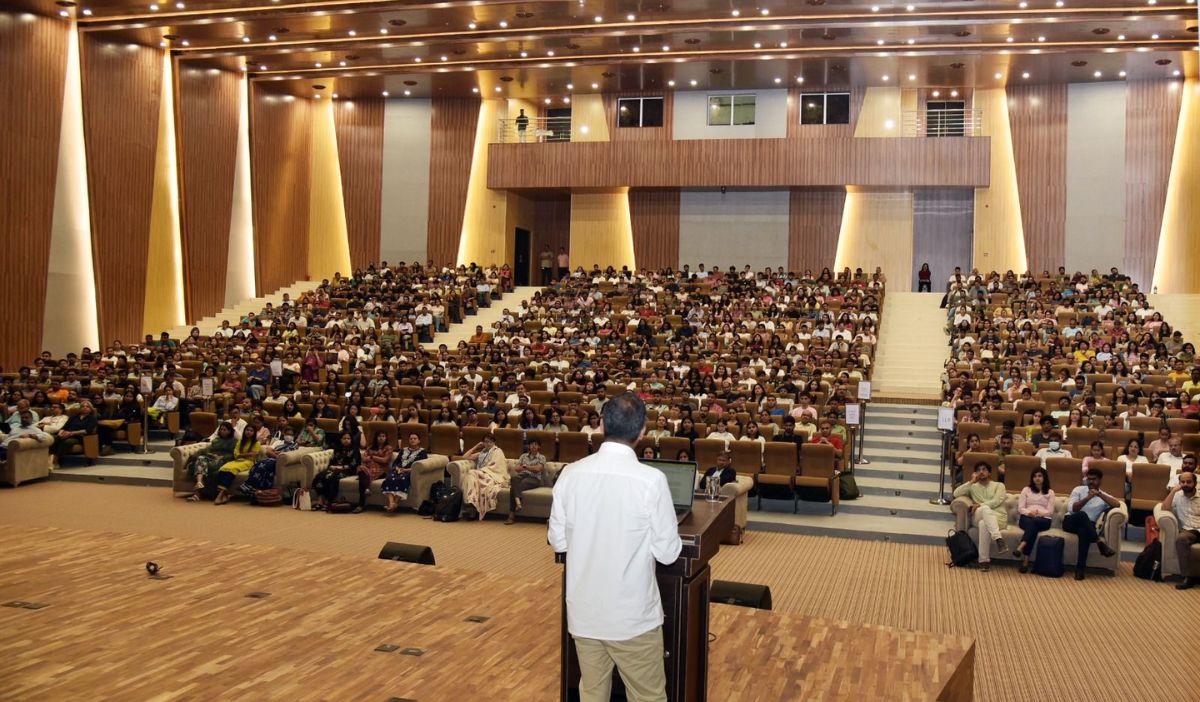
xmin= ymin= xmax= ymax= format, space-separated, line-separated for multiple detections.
xmin=557 ymin=495 xmax=734 ymax=702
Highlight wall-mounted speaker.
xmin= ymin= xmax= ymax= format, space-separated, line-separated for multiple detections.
xmin=710 ymin=580 xmax=772 ymax=610
xmin=378 ymin=542 xmax=436 ymax=565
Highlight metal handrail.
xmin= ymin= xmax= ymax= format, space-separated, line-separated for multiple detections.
xmin=900 ymin=108 xmax=984 ymax=137
xmin=495 ymin=116 xmax=575 ymax=143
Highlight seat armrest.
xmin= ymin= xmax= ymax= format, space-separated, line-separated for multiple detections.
xmin=446 ymin=459 xmax=472 ymax=488
xmin=1101 ymin=502 xmax=1128 ymax=545
xmin=950 ymin=496 xmax=972 ymax=531
xmin=721 ymin=476 xmax=754 ymax=498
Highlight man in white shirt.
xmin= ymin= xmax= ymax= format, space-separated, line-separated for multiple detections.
xmin=1163 ymin=470 xmax=1200 ymax=590
xmin=1158 ymin=437 xmax=1186 ymax=488
xmin=548 ymin=393 xmax=681 ymax=701
xmin=1034 ymin=431 xmax=1072 ymax=467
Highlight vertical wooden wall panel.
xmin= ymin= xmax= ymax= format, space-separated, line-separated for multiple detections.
xmin=333 ymin=98 xmax=384 ymax=270
xmin=177 ymin=66 xmax=239 ymax=322
xmin=1007 ymin=83 xmax=1068 ymax=273
xmin=912 ymin=188 xmax=976 ymax=291
xmin=1125 ymin=80 xmax=1182 ymax=289
xmin=629 ymin=189 xmax=680 ymax=270
xmin=788 ymin=188 xmax=845 ymax=273
xmin=0 ymin=12 xmax=68 ymax=368
xmin=427 ymin=98 xmax=480 ymax=266
xmin=81 ymin=36 xmax=163 ymax=345
xmin=251 ymin=89 xmax=312 ymax=295
xmin=532 ymin=197 xmax=571 ymax=277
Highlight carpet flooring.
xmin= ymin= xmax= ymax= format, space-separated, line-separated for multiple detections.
xmin=1 ymin=481 xmax=1194 ymax=701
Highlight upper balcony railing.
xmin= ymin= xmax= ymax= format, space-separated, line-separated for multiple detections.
xmin=900 ymin=108 xmax=984 ymax=138
xmin=496 ymin=116 xmax=576 ymax=144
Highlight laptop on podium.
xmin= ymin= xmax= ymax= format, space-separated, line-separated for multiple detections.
xmin=642 ymin=459 xmax=698 ymax=523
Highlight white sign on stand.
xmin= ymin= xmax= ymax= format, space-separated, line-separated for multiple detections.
xmin=845 ymin=403 xmax=861 ymax=425
xmin=937 ymin=406 xmax=956 ymax=431
xmin=270 ymin=360 xmax=283 ymax=377
xmin=139 ymin=375 xmax=153 ymax=395
xmin=857 ymin=381 xmax=872 ymax=401
xmin=201 ymin=378 xmax=214 ymax=398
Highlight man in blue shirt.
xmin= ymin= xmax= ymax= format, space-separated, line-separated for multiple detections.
xmin=1063 ymin=467 xmax=1121 ymax=580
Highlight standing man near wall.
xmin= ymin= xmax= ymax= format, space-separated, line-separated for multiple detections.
xmin=539 ymin=246 xmax=554 ymax=285
xmin=516 ymin=108 xmax=529 ymax=143
xmin=556 ymin=247 xmax=569 ymax=281
xmin=549 ymin=393 xmax=681 ymax=702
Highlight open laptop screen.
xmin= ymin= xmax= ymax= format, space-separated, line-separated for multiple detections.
xmin=642 ymin=459 xmax=697 ymax=510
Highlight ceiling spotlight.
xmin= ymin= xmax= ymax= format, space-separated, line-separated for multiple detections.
xmin=591 ymin=82 xmax=599 ymax=88
xmin=1147 ymin=0 xmax=1155 ymax=4
xmin=632 ymin=46 xmax=640 ymax=52
xmin=520 ymin=51 xmax=527 ymax=57
xmin=780 ymin=42 xmax=788 ymax=48
xmin=950 ymin=89 xmax=959 ymax=97
xmin=627 ymin=14 xmax=635 ymax=20
xmin=564 ymin=97 xmax=571 ymax=104
xmin=668 ymin=79 xmax=676 ymax=86
xmin=498 ymin=20 xmax=507 ymax=28
xmin=241 ymin=36 xmax=250 ymax=42
xmin=1006 ymin=37 xmax=1014 ymax=43
xmin=332 ymin=93 xmax=338 ymax=98
xmin=543 ymin=97 xmax=551 ymax=104
xmin=882 ymin=74 xmax=890 ymax=81
xmin=662 ymin=45 xmax=670 ymax=51
xmin=1037 ymin=36 xmax=1046 ymax=42
xmin=731 ymin=9 xmax=740 ymax=16
xmin=440 ymin=55 xmax=448 ymax=61
xmin=1119 ymin=70 xmax=1127 ymax=77
xmin=931 ymin=90 xmax=940 ymax=97
xmin=82 ymin=8 xmax=92 ymax=15
xmin=1151 ymin=34 xmax=1159 ymax=40
xmin=796 ymin=76 xmax=805 ymax=83
xmin=754 ymin=42 xmax=762 ymax=48
xmin=689 ymin=79 xmax=698 ymax=86
xmin=379 ymin=28 xmax=387 ymax=34
xmin=404 ymin=90 xmax=411 ymax=96
xmin=1118 ymin=34 xmax=1126 ymax=40
xmin=315 ymin=62 xmax=322 ymax=67
xmin=259 ymin=64 xmax=266 ymax=70
xmin=494 ymin=86 xmax=502 ymax=92
xmin=567 ymin=83 xmax=574 ymax=89
xmin=382 ymin=91 xmax=389 ymax=96
xmin=876 ymin=39 xmax=885 ymax=45
xmin=546 ymin=50 xmax=554 ymax=56
xmin=1018 ymin=0 xmax=1027 ymax=6
xmin=179 ymin=39 xmax=188 ymax=46
xmin=268 ymin=34 xmax=277 ymax=40
xmin=761 ymin=8 xmax=769 ymax=15
xmin=1094 ymin=70 xmax=1103 ymax=77
xmin=339 ymin=60 xmax=347 ymax=66
xmin=594 ymin=15 xmax=602 ymax=22
xmin=175 ymin=1 xmax=183 ymax=7
xmin=149 ymin=3 xmax=159 ymax=9
xmin=467 ymin=22 xmax=476 ymax=29
xmin=774 ymin=77 xmax=782 ymax=83
xmin=871 ymin=5 xmax=880 ymax=10
xmin=314 ymin=94 xmax=321 ymax=99
xmin=472 ymin=87 xmax=479 ymax=93
xmin=1173 ymin=69 xmax=1182 ymax=76
xmin=347 ymin=30 xmax=356 ymax=36
xmin=907 ymin=38 xmax=916 ymax=45
xmin=995 ymin=72 xmax=1003 ymax=79
xmin=1055 ymin=0 xmax=1064 ymax=6
xmin=1022 ymin=71 xmax=1030 ymax=78
xmin=905 ymin=4 xmax=915 ymax=10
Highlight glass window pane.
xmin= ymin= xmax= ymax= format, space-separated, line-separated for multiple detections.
xmin=641 ymin=98 xmax=664 ymax=127
xmin=617 ymin=98 xmax=641 ymax=128
xmin=708 ymin=96 xmax=732 ymax=126
xmin=826 ymin=93 xmax=851 ymax=124
xmin=800 ymin=94 xmax=825 ymax=125
xmin=732 ymin=95 xmax=756 ymax=125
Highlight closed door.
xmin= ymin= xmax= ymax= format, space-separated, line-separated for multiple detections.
xmin=514 ymin=227 xmax=531 ymax=286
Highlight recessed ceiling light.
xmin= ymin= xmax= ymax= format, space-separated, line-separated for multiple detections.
xmin=498 ymin=20 xmax=507 ymax=28
xmin=268 ymin=34 xmax=277 ymax=40
xmin=180 ymin=39 xmax=188 ymax=46
xmin=1151 ymin=34 xmax=1159 ymax=40
xmin=1055 ymin=0 xmax=1064 ymax=6
xmin=241 ymin=36 xmax=250 ymax=42
xmin=404 ymin=90 xmax=411 ymax=96
xmin=1119 ymin=70 xmax=1127 ymax=77
xmin=780 ymin=42 xmax=788 ymax=48
xmin=931 ymin=90 xmax=940 ymax=97
xmin=905 ymin=4 xmax=915 ymax=10
xmin=689 ymin=79 xmax=698 ymax=86
xmin=761 ymin=8 xmax=769 ymax=15
xmin=1173 ymin=69 xmax=1181 ymax=76
xmin=382 ymin=91 xmax=389 ymax=96
xmin=994 ymin=72 xmax=1003 ymax=79
xmin=314 ymin=62 xmax=322 ymax=67
xmin=379 ymin=28 xmax=387 ymax=34
xmin=627 ymin=13 xmax=635 ymax=20
xmin=1018 ymin=0 xmax=1027 ymax=6
xmin=632 ymin=46 xmax=640 ymax=52
xmin=1006 ymin=37 xmax=1014 ymax=43
xmin=796 ymin=76 xmax=805 ymax=83
xmin=413 ymin=57 xmax=421 ymax=62
xmin=440 ymin=55 xmax=448 ymax=61
xmin=314 ymin=94 xmax=321 ymax=99
xmin=472 ymin=87 xmax=479 ymax=93
xmin=467 ymin=22 xmax=476 ymax=29
xmin=876 ymin=39 xmax=885 ymax=45
xmin=564 ymin=97 xmax=570 ymax=104
xmin=543 ymin=97 xmax=551 ymax=104
xmin=1094 ymin=70 xmax=1103 ymax=77
xmin=1037 ymin=36 xmax=1046 ymax=42
xmin=950 ymin=89 xmax=959 ymax=97
xmin=662 ymin=45 xmax=670 ymax=51
xmin=668 ymin=79 xmax=676 ymax=86
xmin=774 ymin=77 xmax=782 ymax=83
xmin=1022 ymin=71 xmax=1030 ymax=78
xmin=494 ymin=86 xmax=502 ymax=92
xmin=259 ymin=64 xmax=266 ymax=70
xmin=754 ymin=42 xmax=762 ymax=48
xmin=332 ymin=93 xmax=338 ymax=98
xmin=871 ymin=5 xmax=880 ymax=11
xmin=81 ymin=8 xmax=92 ymax=15
xmin=731 ymin=9 xmax=740 ymax=16
xmin=339 ymin=60 xmax=347 ymax=66
xmin=1147 ymin=0 xmax=1156 ymax=4
xmin=594 ymin=15 xmax=602 ymax=22
xmin=347 ymin=30 xmax=356 ymax=36
xmin=546 ymin=50 xmax=554 ymax=56
xmin=149 ymin=3 xmax=158 ymax=9
xmin=175 ymin=1 xmax=183 ymax=7
xmin=591 ymin=82 xmax=599 ymax=88
xmin=519 ymin=51 xmax=527 ymax=57
xmin=907 ymin=38 xmax=916 ymax=45
xmin=882 ymin=74 xmax=890 ymax=81
xmin=1118 ymin=34 xmax=1127 ymax=40
xmin=908 ymin=74 xmax=916 ymax=81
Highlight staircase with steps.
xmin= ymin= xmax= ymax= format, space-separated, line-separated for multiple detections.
xmin=52 ymin=436 xmax=174 ymax=487
xmin=747 ymin=402 xmax=956 ymax=545
xmin=871 ymin=292 xmax=950 ymax=401
xmin=423 ymin=286 xmax=543 ymax=350
xmin=166 ymin=280 xmax=321 ymax=339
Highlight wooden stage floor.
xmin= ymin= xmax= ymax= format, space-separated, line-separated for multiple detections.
xmin=0 ymin=526 xmax=974 ymax=701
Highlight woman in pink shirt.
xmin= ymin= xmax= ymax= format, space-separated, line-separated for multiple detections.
xmin=1015 ymin=467 xmax=1056 ymax=573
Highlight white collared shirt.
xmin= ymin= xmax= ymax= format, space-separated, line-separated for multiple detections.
xmin=548 ymin=441 xmax=682 ymax=641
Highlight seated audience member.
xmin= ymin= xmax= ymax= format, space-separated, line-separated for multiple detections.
xmin=810 ymin=419 xmax=844 ymax=465
xmin=993 ymin=432 xmax=1024 ymax=483
xmin=1015 ymin=467 xmax=1055 ymax=573
xmin=1080 ymin=441 xmax=1106 ymax=480
xmin=357 ymin=430 xmax=394 ymax=513
xmin=460 ymin=434 xmax=509 ymax=521
xmin=953 ymin=462 xmax=1009 ymax=571
xmin=185 ymin=422 xmax=236 ymax=501
xmin=1063 ymin=468 xmax=1120 ymax=580
xmin=148 ymin=387 xmax=179 ymax=425
xmin=311 ymin=431 xmax=361 ymax=511
xmin=1158 ymin=437 xmax=1186 ymax=487
xmin=641 ymin=446 xmax=659 ymax=460
xmin=581 ymin=413 xmax=603 ymax=437
xmin=1118 ymin=438 xmax=1148 ymax=481
xmin=52 ymin=400 xmax=98 ymax=465
xmin=382 ymin=431 xmax=429 ymax=511
xmin=506 ymin=438 xmax=547 ymax=525
xmin=1146 ymin=427 xmax=1172 ymax=462
xmin=36 ymin=403 xmax=68 ymax=435
xmin=240 ymin=425 xmax=298 ymax=498
xmin=646 ymin=415 xmax=673 ymax=443
xmin=297 ymin=418 xmax=326 ymax=448
xmin=703 ymin=451 xmax=738 ymax=487
xmin=773 ymin=416 xmax=806 ymax=448
xmin=1030 ymin=417 xmax=1057 ymax=449
xmin=1162 ymin=471 xmax=1200 ymax=590
xmin=1034 ymin=431 xmax=1071 ymax=467
xmin=955 ymin=433 xmax=981 ymax=485
xmin=706 ymin=418 xmax=736 ymax=448
xmin=213 ymin=429 xmax=261 ymax=505
xmin=0 ymin=410 xmax=51 ymax=461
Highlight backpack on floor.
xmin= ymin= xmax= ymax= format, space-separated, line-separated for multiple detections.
xmin=839 ymin=472 xmax=860 ymax=501
xmin=1144 ymin=515 xmax=1160 ymax=545
xmin=1033 ymin=535 xmax=1066 ymax=578
xmin=253 ymin=488 xmax=282 ymax=506
xmin=434 ymin=487 xmax=463 ymax=523
xmin=945 ymin=529 xmax=978 ymax=568
xmin=1133 ymin=540 xmax=1163 ymax=582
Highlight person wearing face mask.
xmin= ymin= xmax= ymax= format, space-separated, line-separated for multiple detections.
xmin=1162 ymin=470 xmax=1200 ymax=590
xmin=1034 ymin=431 xmax=1072 ymax=468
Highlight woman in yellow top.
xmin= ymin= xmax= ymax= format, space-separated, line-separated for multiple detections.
xmin=213 ymin=431 xmax=261 ymax=505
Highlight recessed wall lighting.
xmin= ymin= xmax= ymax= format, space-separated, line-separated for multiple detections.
xmin=871 ymin=5 xmax=880 ymax=10
xmin=1055 ymin=0 xmax=1064 ymax=6
xmin=1118 ymin=34 xmax=1127 ymax=40
xmin=1018 ymin=0 xmax=1027 ymax=6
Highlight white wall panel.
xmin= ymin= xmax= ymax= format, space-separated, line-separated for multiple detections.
xmin=381 ymin=99 xmax=432 ymax=264
xmin=678 ymin=189 xmax=789 ymax=269
xmin=1065 ymin=82 xmax=1126 ymax=274
xmin=672 ymin=89 xmax=788 ymax=140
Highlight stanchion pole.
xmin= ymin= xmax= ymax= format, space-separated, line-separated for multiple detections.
xmin=134 ymin=394 xmax=150 ymax=455
xmin=854 ymin=400 xmax=870 ymax=465
xmin=929 ymin=427 xmax=952 ymax=505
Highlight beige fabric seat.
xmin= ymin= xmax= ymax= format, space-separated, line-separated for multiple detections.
xmin=170 ymin=442 xmax=323 ymax=498
xmin=0 ymin=435 xmax=54 ymax=487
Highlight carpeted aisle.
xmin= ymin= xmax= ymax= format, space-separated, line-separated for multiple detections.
xmin=0 ymin=482 xmax=1193 ymax=701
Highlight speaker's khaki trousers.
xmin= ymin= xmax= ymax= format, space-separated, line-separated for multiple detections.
xmin=573 ymin=626 xmax=667 ymax=702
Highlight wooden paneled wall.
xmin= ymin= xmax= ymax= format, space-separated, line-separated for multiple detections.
xmin=532 ymin=197 xmax=571 ymax=276
xmin=250 ymin=90 xmax=312 ymax=295
xmin=80 ymin=36 xmax=163 ymax=345
xmin=787 ymin=87 xmax=864 ymax=139
xmin=788 ymin=188 xmax=846 ymax=274
xmin=0 ymin=12 xmax=68 ymax=369
xmin=629 ymin=189 xmax=680 ymax=270
xmin=427 ymin=98 xmax=480 ymax=266
xmin=488 ymin=137 xmax=990 ymax=189
xmin=603 ymin=92 xmax=674 ymax=142
xmin=333 ymin=98 xmax=384 ymax=270
xmin=1125 ymin=80 xmax=1182 ymax=289
xmin=176 ymin=65 xmax=240 ymax=322
xmin=1007 ymin=83 xmax=1068 ymax=273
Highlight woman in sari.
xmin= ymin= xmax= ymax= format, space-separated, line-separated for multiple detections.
xmin=185 ymin=422 xmax=236 ymax=502
xmin=213 ymin=430 xmax=261 ymax=505
xmin=459 ymin=434 xmax=508 ymax=520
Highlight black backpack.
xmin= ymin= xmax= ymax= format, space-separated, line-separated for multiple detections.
xmin=945 ymin=529 xmax=978 ymax=567
xmin=1133 ymin=540 xmax=1163 ymax=581
xmin=434 ymin=487 xmax=463 ymax=522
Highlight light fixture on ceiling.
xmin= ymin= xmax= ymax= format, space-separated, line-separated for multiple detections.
xmin=627 ymin=13 xmax=635 ymax=20
xmin=905 ymin=4 xmax=915 ymax=10
xmin=242 ymin=36 xmax=250 ymax=42
xmin=259 ymin=64 xmax=266 ymax=70
xmin=149 ymin=3 xmax=159 ymax=9
xmin=1173 ymin=69 xmax=1181 ymax=76
xmin=179 ymin=39 xmax=188 ymax=45
xmin=882 ymin=74 xmax=890 ymax=81
xmin=731 ymin=9 xmax=740 ymax=16
xmin=1018 ymin=0 xmax=1027 ymax=6
xmin=332 ymin=93 xmax=338 ymax=98
xmin=871 ymin=5 xmax=880 ymax=11
xmin=404 ymin=90 xmax=412 ymax=96
xmin=774 ymin=77 xmax=781 ymax=83
xmin=379 ymin=28 xmax=387 ymax=34
xmin=1118 ymin=34 xmax=1126 ymax=40
xmin=339 ymin=60 xmax=347 ymax=66
xmin=995 ymin=72 xmax=1003 ymax=79
xmin=1119 ymin=70 xmax=1127 ymax=77
xmin=467 ymin=22 xmax=476 ymax=29
xmin=382 ymin=91 xmax=389 ymax=96
xmin=632 ymin=46 xmax=640 ymax=52
xmin=175 ymin=1 xmax=183 ymax=7
xmin=315 ymin=62 xmax=322 ymax=67
xmin=1006 ymin=37 xmax=1014 ymax=43
xmin=268 ymin=34 xmax=277 ymax=40
xmin=543 ymin=97 xmax=551 ymax=104
xmin=591 ymin=82 xmax=599 ymax=88
xmin=594 ymin=15 xmax=602 ymax=22
xmin=414 ymin=57 xmax=421 ymax=62
xmin=1055 ymin=0 xmax=1064 ymax=6
xmin=495 ymin=86 xmax=502 ymax=92
xmin=519 ymin=51 xmax=527 ymax=57
xmin=546 ymin=50 xmax=554 ymax=56
xmin=1022 ymin=71 xmax=1030 ymax=78
xmin=472 ymin=87 xmax=479 ymax=93
xmin=796 ymin=76 xmax=805 ymax=83
xmin=81 ymin=8 xmax=92 ymax=15
xmin=689 ymin=79 xmax=698 ymax=86
xmin=780 ymin=42 xmax=788 ymax=48
xmin=662 ymin=45 xmax=670 ymax=51
xmin=498 ymin=20 xmax=507 ymax=28
xmin=1037 ymin=36 xmax=1046 ymax=42
xmin=907 ymin=38 xmax=916 ymax=45
xmin=761 ymin=8 xmax=769 ymax=15
xmin=668 ymin=79 xmax=676 ymax=86
xmin=876 ymin=39 xmax=885 ymax=45
xmin=1151 ymin=34 xmax=1159 ymax=40
xmin=564 ymin=97 xmax=571 ymax=104
xmin=907 ymin=74 xmax=916 ymax=81
xmin=931 ymin=90 xmax=940 ymax=97
xmin=348 ymin=30 xmax=356 ymax=36
xmin=754 ymin=42 xmax=762 ymax=48
xmin=950 ymin=89 xmax=959 ymax=97
xmin=566 ymin=83 xmax=574 ymax=89
xmin=1094 ymin=70 xmax=1102 ymax=77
